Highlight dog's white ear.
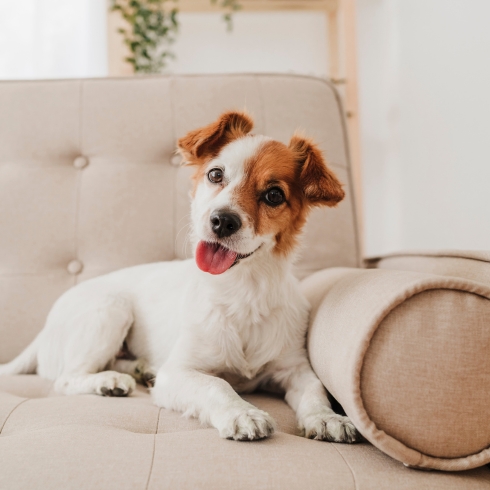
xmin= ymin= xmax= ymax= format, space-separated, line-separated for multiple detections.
xmin=178 ymin=111 xmax=254 ymax=164
xmin=289 ymin=133 xmax=345 ymax=207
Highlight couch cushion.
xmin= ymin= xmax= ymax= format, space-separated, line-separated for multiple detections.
xmin=1 ymin=376 xmax=490 ymax=489
xmin=368 ymin=250 xmax=490 ymax=287
xmin=0 ymin=376 xmax=299 ymax=437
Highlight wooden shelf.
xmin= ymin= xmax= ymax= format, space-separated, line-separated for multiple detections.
xmin=178 ymin=0 xmax=339 ymax=13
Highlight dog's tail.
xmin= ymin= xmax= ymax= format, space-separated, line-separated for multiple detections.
xmin=0 ymin=336 xmax=39 ymax=375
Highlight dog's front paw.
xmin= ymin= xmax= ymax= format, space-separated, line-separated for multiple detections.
xmin=95 ymin=372 xmax=136 ymax=397
xmin=218 ymin=407 xmax=276 ymax=441
xmin=301 ymin=408 xmax=362 ymax=444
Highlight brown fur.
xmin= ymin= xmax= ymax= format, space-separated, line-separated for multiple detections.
xmin=178 ymin=111 xmax=345 ymax=257
xmin=235 ymin=137 xmax=344 ymax=256
xmin=289 ymin=133 xmax=345 ymax=206
xmin=178 ymin=111 xmax=254 ymax=164
xmin=178 ymin=111 xmax=254 ymax=196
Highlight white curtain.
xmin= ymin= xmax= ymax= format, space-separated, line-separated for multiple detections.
xmin=0 ymin=0 xmax=107 ymax=79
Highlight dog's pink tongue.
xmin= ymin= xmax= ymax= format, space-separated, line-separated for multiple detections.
xmin=196 ymin=241 xmax=237 ymax=275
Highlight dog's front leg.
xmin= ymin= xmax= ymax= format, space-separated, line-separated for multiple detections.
xmin=152 ymin=366 xmax=275 ymax=440
xmin=274 ymin=357 xmax=361 ymax=443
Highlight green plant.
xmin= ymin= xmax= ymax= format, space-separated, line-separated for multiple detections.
xmin=111 ymin=0 xmax=241 ymax=74
xmin=111 ymin=0 xmax=178 ymax=74
xmin=211 ymin=0 xmax=242 ymax=30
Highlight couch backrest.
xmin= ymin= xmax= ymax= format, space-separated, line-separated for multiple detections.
xmin=0 ymin=74 xmax=360 ymax=361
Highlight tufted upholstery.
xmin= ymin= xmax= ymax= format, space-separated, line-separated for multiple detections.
xmin=0 ymin=74 xmax=360 ymax=362
xmin=1 ymin=376 xmax=490 ymax=490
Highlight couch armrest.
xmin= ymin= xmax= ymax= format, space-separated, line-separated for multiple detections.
xmin=365 ymin=250 xmax=490 ymax=287
xmin=301 ymin=267 xmax=490 ymax=471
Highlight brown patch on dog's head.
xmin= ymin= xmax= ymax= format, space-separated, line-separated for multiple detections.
xmin=235 ymin=136 xmax=345 ymax=256
xmin=177 ymin=111 xmax=254 ymax=165
xmin=289 ymin=133 xmax=345 ymax=206
xmin=178 ymin=111 xmax=254 ymax=196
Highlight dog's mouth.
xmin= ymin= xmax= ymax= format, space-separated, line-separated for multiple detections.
xmin=195 ymin=241 xmax=260 ymax=275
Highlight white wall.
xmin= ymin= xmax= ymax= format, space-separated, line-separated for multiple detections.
xmin=398 ymin=1 xmax=490 ymax=252
xmin=357 ymin=0 xmax=490 ymax=255
xmin=0 ymin=0 xmax=107 ymax=79
xmin=167 ymin=12 xmax=328 ymax=77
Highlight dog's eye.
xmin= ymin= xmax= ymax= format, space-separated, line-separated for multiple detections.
xmin=263 ymin=188 xmax=285 ymax=207
xmin=208 ymin=168 xmax=223 ymax=184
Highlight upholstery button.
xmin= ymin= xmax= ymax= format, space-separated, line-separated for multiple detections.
xmin=73 ymin=156 xmax=89 ymax=169
xmin=170 ymin=154 xmax=182 ymax=166
xmin=67 ymin=259 xmax=83 ymax=275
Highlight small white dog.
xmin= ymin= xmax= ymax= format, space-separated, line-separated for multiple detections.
xmin=0 ymin=111 xmax=360 ymax=443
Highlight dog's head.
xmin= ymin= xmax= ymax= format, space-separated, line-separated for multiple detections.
xmin=178 ymin=111 xmax=345 ymax=275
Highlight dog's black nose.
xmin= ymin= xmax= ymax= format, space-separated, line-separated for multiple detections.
xmin=210 ymin=212 xmax=242 ymax=238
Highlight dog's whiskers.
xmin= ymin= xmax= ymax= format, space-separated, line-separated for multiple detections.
xmin=182 ymin=227 xmax=193 ymax=257
xmin=174 ymin=213 xmax=192 ymax=255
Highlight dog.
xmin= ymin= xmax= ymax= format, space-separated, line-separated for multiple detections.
xmin=0 ymin=111 xmax=360 ymax=443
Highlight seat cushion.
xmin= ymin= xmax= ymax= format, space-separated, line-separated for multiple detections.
xmin=1 ymin=376 xmax=490 ymax=489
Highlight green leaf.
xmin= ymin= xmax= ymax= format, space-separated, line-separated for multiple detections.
xmin=110 ymin=0 xmax=240 ymax=71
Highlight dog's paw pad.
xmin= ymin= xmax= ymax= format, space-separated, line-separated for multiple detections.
xmin=99 ymin=385 xmax=130 ymax=397
xmin=303 ymin=410 xmax=363 ymax=444
xmin=220 ymin=408 xmax=276 ymax=441
xmin=142 ymin=372 xmax=156 ymax=388
xmin=131 ymin=360 xmax=155 ymax=387
xmin=96 ymin=372 xmax=135 ymax=397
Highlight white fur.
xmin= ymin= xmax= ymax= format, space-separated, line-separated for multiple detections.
xmin=0 ymin=135 xmax=359 ymax=443
xmin=191 ymin=135 xmax=271 ymax=256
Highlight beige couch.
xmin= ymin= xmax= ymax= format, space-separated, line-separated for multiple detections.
xmin=0 ymin=74 xmax=489 ymax=489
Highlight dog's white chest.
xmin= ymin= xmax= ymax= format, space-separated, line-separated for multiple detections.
xmin=187 ymin=291 xmax=299 ymax=382
xmin=132 ymin=259 xmax=309 ymax=381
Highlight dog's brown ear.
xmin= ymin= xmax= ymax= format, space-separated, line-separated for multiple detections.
xmin=178 ymin=111 xmax=254 ymax=164
xmin=289 ymin=134 xmax=345 ymax=207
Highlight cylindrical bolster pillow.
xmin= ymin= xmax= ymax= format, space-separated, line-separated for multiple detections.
xmin=301 ymin=268 xmax=490 ymax=471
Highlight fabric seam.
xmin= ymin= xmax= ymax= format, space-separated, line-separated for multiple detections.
xmin=170 ymin=76 xmax=178 ymax=260
xmin=0 ymin=72 xmax=340 ymax=91
xmin=330 ymin=79 xmax=362 ymax=267
xmin=255 ymin=75 xmax=267 ymax=135
xmin=145 ymin=407 xmax=161 ymax=490
xmin=73 ymin=80 xmax=84 ymax=286
xmin=0 ymin=398 xmax=29 ymax=435
xmin=369 ymin=253 xmax=490 ymax=265
xmin=330 ymin=444 xmax=358 ymax=490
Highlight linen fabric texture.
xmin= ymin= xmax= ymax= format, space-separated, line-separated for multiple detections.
xmin=302 ymin=267 xmax=490 ymax=471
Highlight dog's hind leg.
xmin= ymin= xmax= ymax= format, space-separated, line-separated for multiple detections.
xmin=110 ymin=358 xmax=156 ymax=388
xmin=48 ymin=295 xmax=136 ymax=397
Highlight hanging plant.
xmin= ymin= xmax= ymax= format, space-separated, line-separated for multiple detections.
xmin=111 ymin=0 xmax=241 ymax=74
